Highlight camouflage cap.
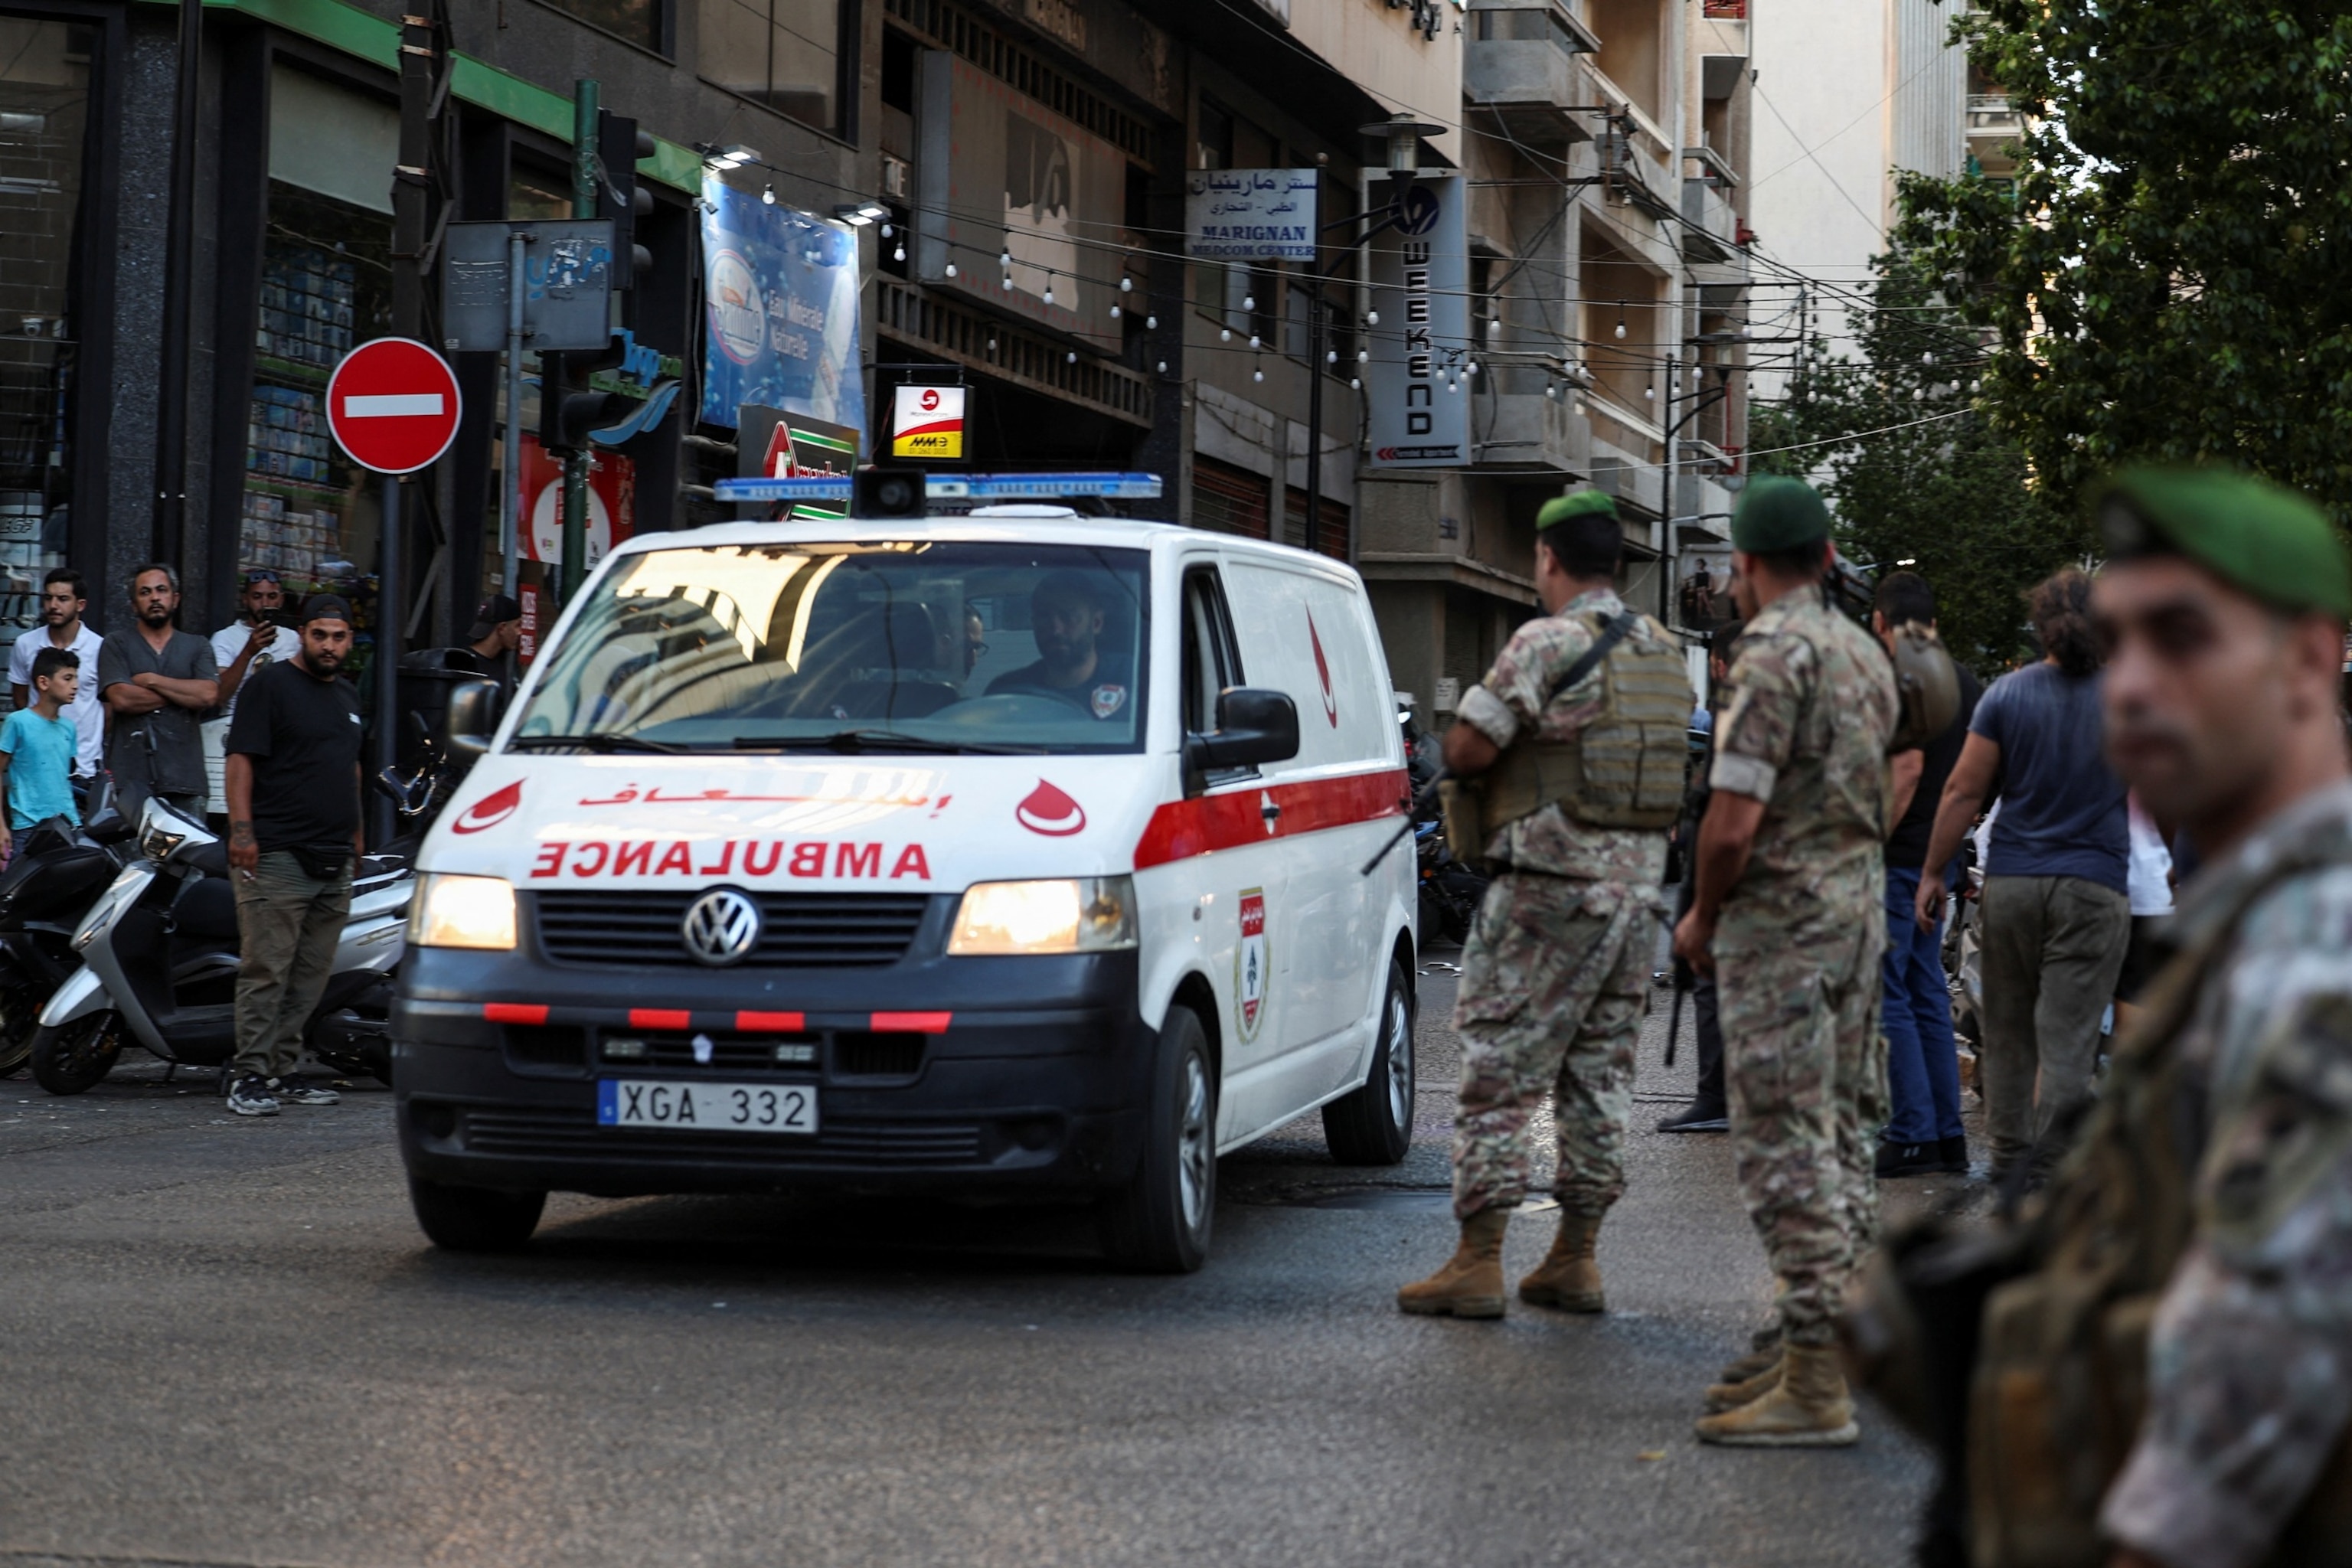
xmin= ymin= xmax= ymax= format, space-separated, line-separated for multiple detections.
xmin=1537 ymin=489 xmax=1618 ymax=531
xmin=1730 ymin=476 xmax=1831 ymax=553
xmin=2092 ymin=466 xmax=2352 ymax=620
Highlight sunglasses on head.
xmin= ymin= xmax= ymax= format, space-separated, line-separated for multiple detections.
xmin=243 ymin=570 xmax=281 ymax=586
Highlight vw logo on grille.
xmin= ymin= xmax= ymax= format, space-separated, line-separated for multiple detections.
xmin=681 ymin=888 xmax=762 ymax=966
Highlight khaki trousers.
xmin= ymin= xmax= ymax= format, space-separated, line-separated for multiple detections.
xmin=231 ymin=850 xmax=353 ymax=1082
xmin=1976 ymin=873 xmax=2132 ymax=1168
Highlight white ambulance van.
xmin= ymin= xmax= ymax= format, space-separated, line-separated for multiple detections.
xmin=395 ymin=497 xmax=1419 ymax=1271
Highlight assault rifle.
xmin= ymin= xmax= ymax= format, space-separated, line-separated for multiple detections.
xmin=1361 ymin=769 xmax=1448 ymax=877
xmin=1659 ymin=729 xmax=1711 ymax=1069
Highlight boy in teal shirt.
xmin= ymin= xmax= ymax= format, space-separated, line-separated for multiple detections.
xmin=1 ymin=646 xmax=83 ymax=860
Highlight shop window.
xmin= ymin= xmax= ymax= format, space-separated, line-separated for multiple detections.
xmin=702 ymin=0 xmax=853 ymax=136
xmin=0 ymin=19 xmax=93 ymax=676
xmin=241 ymin=181 xmax=392 ymax=685
xmin=542 ymin=0 xmax=666 ymax=52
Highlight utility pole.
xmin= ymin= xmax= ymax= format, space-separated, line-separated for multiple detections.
xmin=375 ymin=8 xmax=436 ymax=848
xmin=149 ymin=0 xmax=202 ymax=566
xmin=562 ymin=78 xmax=599 ymax=606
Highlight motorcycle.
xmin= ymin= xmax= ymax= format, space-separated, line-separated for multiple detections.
xmin=0 ymin=812 xmax=135 ymax=1076
xmin=1414 ymin=818 xmax=1491 ymax=944
xmin=26 ymin=798 xmax=412 ymax=1096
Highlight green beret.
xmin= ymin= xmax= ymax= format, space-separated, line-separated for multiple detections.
xmin=1537 ymin=490 xmax=1617 ymax=531
xmin=2092 ymin=466 xmax=2352 ymax=619
xmin=1731 ymin=476 xmax=1831 ymax=553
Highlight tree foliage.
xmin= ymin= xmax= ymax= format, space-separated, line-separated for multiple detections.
xmin=1751 ymin=247 xmax=2081 ymax=669
xmin=1895 ymin=2 xmax=2352 ymax=518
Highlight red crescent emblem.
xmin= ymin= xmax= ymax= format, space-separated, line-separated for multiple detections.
xmin=1306 ymin=609 xmax=1338 ymax=728
xmin=451 ymin=779 xmax=522 ymax=835
xmin=1014 ymin=779 xmax=1087 ymax=836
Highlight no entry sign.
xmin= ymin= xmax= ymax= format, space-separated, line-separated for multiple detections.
xmin=326 ymin=337 xmax=462 ymax=474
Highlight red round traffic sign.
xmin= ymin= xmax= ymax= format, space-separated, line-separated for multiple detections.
xmin=325 ymin=337 xmax=462 ymax=475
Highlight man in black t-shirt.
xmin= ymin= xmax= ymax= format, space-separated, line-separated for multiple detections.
xmin=985 ymin=571 xmax=1134 ymax=720
xmin=220 ymin=594 xmax=367 ymax=1119
xmin=1871 ymin=573 xmax=1984 ymax=1177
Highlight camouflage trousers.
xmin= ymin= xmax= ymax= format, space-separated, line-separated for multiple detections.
xmin=1450 ymin=873 xmax=1658 ymax=1222
xmin=1715 ymin=903 xmax=1888 ymax=1348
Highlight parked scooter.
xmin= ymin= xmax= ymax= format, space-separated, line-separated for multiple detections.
xmin=376 ymin=714 xmax=472 ymax=842
xmin=0 ymin=811 xmax=136 ymax=1076
xmin=27 ymin=799 xmax=412 ymax=1095
xmin=1413 ymin=818 xmax=1491 ymax=944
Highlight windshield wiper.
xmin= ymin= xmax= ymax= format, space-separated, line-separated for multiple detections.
xmin=507 ymin=733 xmax=696 ymax=754
xmin=733 ymin=730 xmax=1044 ymax=756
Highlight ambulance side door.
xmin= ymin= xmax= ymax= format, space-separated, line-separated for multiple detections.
xmin=1177 ymin=560 xmax=1291 ymax=1144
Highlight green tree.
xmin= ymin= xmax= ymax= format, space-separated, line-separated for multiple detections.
xmin=1894 ymin=2 xmax=2352 ymax=517
xmin=1751 ymin=248 xmax=2081 ymax=668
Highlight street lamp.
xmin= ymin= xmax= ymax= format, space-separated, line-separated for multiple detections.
xmin=1283 ymin=116 xmax=1450 ymax=560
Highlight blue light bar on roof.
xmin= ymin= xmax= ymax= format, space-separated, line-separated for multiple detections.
xmin=712 ymin=472 xmax=1165 ymax=503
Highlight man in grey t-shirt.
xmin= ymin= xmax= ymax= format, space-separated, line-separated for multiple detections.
xmin=1916 ymin=567 xmax=2132 ymax=1180
xmin=98 ymin=564 xmax=220 ymax=825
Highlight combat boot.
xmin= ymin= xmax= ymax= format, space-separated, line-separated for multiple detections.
xmin=1717 ymin=1325 xmax=1782 ymax=1384
xmin=1694 ymin=1343 xmax=1859 ymax=1447
xmin=1516 ymin=1210 xmax=1606 ymax=1312
xmin=1704 ymin=1353 xmax=1781 ymax=1413
xmin=1396 ymin=1207 xmax=1510 ymax=1318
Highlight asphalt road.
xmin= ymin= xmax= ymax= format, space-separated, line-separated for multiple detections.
xmin=0 ymin=955 xmax=1972 ymax=1568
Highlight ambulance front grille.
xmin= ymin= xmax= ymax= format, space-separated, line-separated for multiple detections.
xmin=531 ymin=890 xmax=934 ymax=969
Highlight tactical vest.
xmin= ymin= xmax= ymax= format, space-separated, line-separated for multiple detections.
xmin=1443 ymin=611 xmax=1688 ymax=860
xmin=1965 ymin=822 xmax=2352 ymax=1568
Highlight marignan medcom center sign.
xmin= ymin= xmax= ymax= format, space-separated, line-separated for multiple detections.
xmin=1184 ymin=169 xmax=1320 ymax=263
xmin=891 ymin=384 xmax=966 ymax=460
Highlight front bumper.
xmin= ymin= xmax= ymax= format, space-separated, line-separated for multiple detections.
xmin=393 ymin=941 xmax=1155 ymax=1198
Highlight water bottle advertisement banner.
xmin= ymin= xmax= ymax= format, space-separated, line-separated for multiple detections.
xmin=697 ymin=180 xmax=867 ymax=442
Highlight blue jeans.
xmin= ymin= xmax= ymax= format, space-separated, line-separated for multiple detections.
xmin=1881 ymin=864 xmax=1964 ymax=1144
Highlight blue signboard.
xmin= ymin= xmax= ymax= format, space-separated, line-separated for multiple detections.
xmin=697 ymin=179 xmax=866 ymax=446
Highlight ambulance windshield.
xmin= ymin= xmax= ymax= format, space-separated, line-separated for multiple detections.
xmin=507 ymin=541 xmax=1150 ymax=755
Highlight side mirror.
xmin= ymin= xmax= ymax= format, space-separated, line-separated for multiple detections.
xmin=445 ymin=680 xmax=505 ymax=760
xmin=1186 ymin=687 xmax=1300 ymax=776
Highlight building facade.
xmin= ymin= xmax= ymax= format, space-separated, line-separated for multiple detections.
xmin=1 ymin=0 xmax=1748 ymax=734
xmin=1365 ymin=0 xmax=1753 ymax=728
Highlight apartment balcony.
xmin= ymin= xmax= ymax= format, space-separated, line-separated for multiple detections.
xmin=1472 ymin=363 xmax=1592 ymax=474
xmin=1967 ymin=92 xmax=2022 ymax=172
xmin=1465 ymin=0 xmax=1602 ymax=152
xmin=1680 ymin=174 xmax=1738 ymax=263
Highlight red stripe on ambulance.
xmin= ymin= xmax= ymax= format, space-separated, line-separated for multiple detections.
xmin=1131 ymin=767 xmax=1409 ymax=869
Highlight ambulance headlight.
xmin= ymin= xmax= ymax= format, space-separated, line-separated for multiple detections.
xmin=948 ymin=877 xmax=1137 ymax=956
xmin=410 ymin=874 xmax=518 ymax=951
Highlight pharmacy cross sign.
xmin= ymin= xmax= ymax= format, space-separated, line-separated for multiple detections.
xmin=325 ymin=337 xmax=462 ymax=474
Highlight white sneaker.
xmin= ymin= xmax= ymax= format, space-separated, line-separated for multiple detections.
xmin=270 ymin=1073 xmax=340 ymax=1106
xmin=227 ymin=1075 xmax=280 ymax=1117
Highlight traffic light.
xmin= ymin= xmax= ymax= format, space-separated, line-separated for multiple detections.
xmin=537 ymin=341 xmax=632 ymax=456
xmin=597 ymin=109 xmax=655 ymax=301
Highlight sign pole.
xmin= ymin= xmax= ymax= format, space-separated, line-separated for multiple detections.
xmin=377 ymin=472 xmax=401 ymax=848
xmin=561 ymin=78 xmax=599 ymax=606
xmin=1305 ymin=290 xmax=1325 ymax=555
xmin=501 ymin=227 xmax=528 ymax=600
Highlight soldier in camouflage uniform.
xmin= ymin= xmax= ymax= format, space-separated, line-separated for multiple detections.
xmin=1978 ymin=469 xmax=2352 ymax=1567
xmin=1671 ymin=476 xmax=1896 ymax=1446
xmin=1399 ymin=490 xmax=1689 ymax=1320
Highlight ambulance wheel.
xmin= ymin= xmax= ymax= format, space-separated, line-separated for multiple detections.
xmin=408 ymin=1177 xmax=545 ymax=1253
xmin=1322 ymin=960 xmax=1414 ymax=1166
xmin=1099 ymin=1004 xmax=1215 ymax=1275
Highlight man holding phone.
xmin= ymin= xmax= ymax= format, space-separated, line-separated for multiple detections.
xmin=207 ymin=571 xmax=304 ymax=819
